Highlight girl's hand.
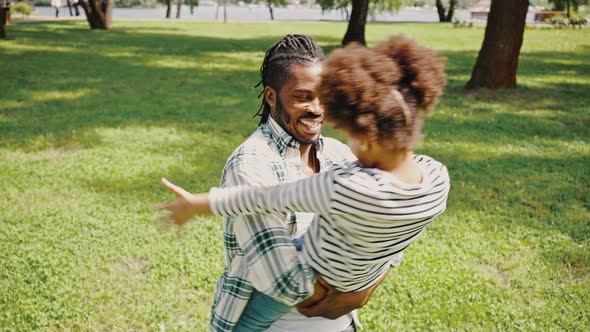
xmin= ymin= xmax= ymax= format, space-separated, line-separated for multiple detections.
xmin=156 ymin=178 xmax=211 ymax=226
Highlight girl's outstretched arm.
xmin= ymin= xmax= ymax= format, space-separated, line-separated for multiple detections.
xmin=157 ymin=167 xmax=338 ymax=225
xmin=208 ymin=170 xmax=335 ymax=218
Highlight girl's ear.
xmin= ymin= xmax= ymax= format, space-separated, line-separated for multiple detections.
xmin=264 ymin=86 xmax=276 ymax=110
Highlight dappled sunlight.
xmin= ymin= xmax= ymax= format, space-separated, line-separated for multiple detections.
xmin=20 ymin=129 xmax=102 ymax=152
xmin=0 ymin=101 xmax=25 ymax=110
xmin=0 ymin=42 xmax=83 ymax=55
xmin=29 ymin=88 xmax=99 ymax=102
xmin=93 ymin=125 xmax=240 ymax=151
xmin=103 ymin=50 xmax=141 ymax=58
xmin=0 ymin=145 xmax=83 ymax=162
xmin=142 ymin=51 xmax=261 ymax=71
xmin=1 ymin=20 xmax=588 ymax=331
xmin=145 ymin=56 xmax=248 ymax=71
xmin=425 ymin=139 xmax=588 ymax=160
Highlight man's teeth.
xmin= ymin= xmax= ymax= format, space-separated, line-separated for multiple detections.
xmin=300 ymin=120 xmax=321 ymax=128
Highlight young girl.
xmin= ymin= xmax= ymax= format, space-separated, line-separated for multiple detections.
xmin=159 ymin=35 xmax=449 ymax=331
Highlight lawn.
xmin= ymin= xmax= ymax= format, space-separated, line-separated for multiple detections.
xmin=0 ymin=20 xmax=588 ymax=331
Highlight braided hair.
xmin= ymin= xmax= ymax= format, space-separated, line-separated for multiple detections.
xmin=254 ymin=34 xmax=325 ymax=125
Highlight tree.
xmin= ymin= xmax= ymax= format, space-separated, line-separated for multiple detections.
xmin=548 ymin=0 xmax=589 ymax=17
xmin=342 ymin=0 xmax=404 ymax=45
xmin=0 ymin=5 xmax=7 ymax=39
xmin=79 ymin=0 xmax=115 ymax=29
xmin=189 ymin=0 xmax=199 ymax=14
xmin=265 ymin=0 xmax=287 ymax=21
xmin=215 ymin=0 xmax=227 ymax=22
xmin=66 ymin=0 xmax=74 ymax=16
xmin=466 ymin=0 xmax=529 ymax=89
xmin=342 ymin=0 xmax=370 ymax=45
xmin=317 ymin=0 xmax=351 ymax=20
xmin=176 ymin=0 xmax=182 ymax=18
xmin=435 ymin=0 xmax=456 ymax=22
xmin=166 ymin=0 xmax=172 ymax=18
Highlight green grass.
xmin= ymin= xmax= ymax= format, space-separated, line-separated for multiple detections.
xmin=1 ymin=20 xmax=589 ymax=331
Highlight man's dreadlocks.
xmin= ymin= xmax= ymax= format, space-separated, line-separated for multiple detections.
xmin=254 ymin=34 xmax=325 ymax=125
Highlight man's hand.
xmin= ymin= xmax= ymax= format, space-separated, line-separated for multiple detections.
xmin=155 ymin=178 xmax=211 ymax=226
xmin=296 ymin=267 xmax=390 ymax=319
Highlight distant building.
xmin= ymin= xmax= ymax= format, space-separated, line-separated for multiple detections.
xmin=469 ymin=0 xmax=490 ymax=20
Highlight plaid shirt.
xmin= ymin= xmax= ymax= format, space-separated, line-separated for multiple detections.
xmin=209 ymin=117 xmax=356 ymax=332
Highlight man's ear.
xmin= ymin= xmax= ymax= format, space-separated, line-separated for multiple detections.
xmin=264 ymin=86 xmax=276 ymax=110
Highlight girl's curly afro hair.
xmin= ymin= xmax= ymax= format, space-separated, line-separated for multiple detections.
xmin=319 ymin=35 xmax=447 ymax=150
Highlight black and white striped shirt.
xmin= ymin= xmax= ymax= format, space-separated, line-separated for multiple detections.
xmin=210 ymin=154 xmax=450 ymax=292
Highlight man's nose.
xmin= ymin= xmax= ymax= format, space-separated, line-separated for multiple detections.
xmin=308 ymin=98 xmax=323 ymax=115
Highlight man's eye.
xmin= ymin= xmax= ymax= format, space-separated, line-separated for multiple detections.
xmin=295 ymin=96 xmax=309 ymax=101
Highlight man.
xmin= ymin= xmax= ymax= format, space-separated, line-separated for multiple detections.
xmin=208 ymin=35 xmax=399 ymax=332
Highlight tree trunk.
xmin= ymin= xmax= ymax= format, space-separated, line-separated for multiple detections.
xmin=166 ymin=0 xmax=172 ymax=18
xmin=66 ymin=0 xmax=74 ymax=16
xmin=79 ymin=0 xmax=114 ymax=29
xmin=342 ymin=0 xmax=369 ymax=46
xmin=267 ymin=2 xmax=274 ymax=21
xmin=435 ymin=0 xmax=446 ymax=22
xmin=566 ymin=0 xmax=570 ymax=18
xmin=466 ymin=0 xmax=529 ymax=89
xmin=223 ymin=0 xmax=227 ymax=23
xmin=436 ymin=0 xmax=457 ymax=22
xmin=176 ymin=0 xmax=182 ymax=19
xmin=446 ymin=0 xmax=456 ymax=22
xmin=0 ymin=7 xmax=6 ymax=39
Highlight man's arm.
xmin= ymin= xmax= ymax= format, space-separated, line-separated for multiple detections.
xmin=297 ymin=266 xmax=391 ymax=319
xmin=226 ymin=158 xmax=391 ymax=317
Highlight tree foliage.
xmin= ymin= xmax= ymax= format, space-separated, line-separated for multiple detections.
xmin=371 ymin=0 xmax=405 ymax=12
xmin=317 ymin=0 xmax=351 ymax=12
xmin=320 ymin=0 xmax=404 ymax=13
xmin=549 ymin=0 xmax=589 ymax=16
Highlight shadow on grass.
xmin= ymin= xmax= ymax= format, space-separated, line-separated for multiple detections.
xmin=2 ymin=22 xmax=588 ymax=148
xmin=1 ymin=23 xmax=589 ymax=242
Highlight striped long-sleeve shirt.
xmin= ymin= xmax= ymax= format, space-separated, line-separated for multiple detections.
xmin=210 ymin=155 xmax=450 ymax=292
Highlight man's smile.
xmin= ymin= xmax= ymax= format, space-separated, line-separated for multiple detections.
xmin=298 ymin=118 xmax=324 ymax=134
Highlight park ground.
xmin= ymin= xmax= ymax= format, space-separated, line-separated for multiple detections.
xmin=0 ymin=21 xmax=589 ymax=330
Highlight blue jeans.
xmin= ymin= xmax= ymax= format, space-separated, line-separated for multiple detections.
xmin=233 ymin=291 xmax=293 ymax=332
xmin=233 ymin=236 xmax=305 ymax=332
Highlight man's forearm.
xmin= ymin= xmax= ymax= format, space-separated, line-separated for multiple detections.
xmin=297 ymin=267 xmax=391 ymax=319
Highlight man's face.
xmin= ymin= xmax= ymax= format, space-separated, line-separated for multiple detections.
xmin=268 ymin=63 xmax=324 ymax=145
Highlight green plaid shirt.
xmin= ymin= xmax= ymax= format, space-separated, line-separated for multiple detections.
xmin=209 ymin=117 xmax=355 ymax=332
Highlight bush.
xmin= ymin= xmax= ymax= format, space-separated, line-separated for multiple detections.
xmin=33 ymin=0 xmax=51 ymax=6
xmin=546 ymin=14 xmax=570 ymax=26
xmin=452 ymin=19 xmax=474 ymax=28
xmin=11 ymin=2 xmax=33 ymax=16
xmin=545 ymin=13 xmax=588 ymax=28
xmin=568 ymin=13 xmax=588 ymax=27
xmin=115 ymin=0 xmax=160 ymax=7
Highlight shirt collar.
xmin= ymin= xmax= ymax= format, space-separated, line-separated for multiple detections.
xmin=265 ymin=116 xmax=324 ymax=156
